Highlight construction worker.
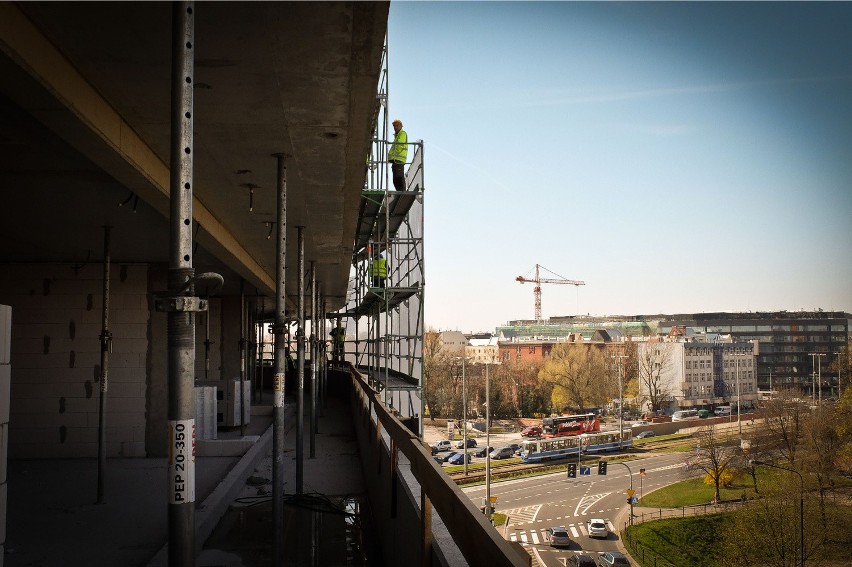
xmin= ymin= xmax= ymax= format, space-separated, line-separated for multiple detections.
xmin=330 ymin=323 xmax=345 ymax=361
xmin=388 ymin=119 xmax=408 ymax=191
xmin=370 ymin=252 xmax=387 ymax=288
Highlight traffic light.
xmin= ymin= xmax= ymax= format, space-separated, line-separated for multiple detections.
xmin=598 ymin=461 xmax=608 ymax=475
xmin=567 ymin=463 xmax=577 ymax=478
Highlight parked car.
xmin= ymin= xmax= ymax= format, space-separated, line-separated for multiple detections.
xmin=635 ymin=430 xmax=656 ymax=439
xmin=434 ymin=451 xmax=459 ymax=464
xmin=521 ymin=426 xmax=542 ymax=437
xmin=631 ymin=420 xmax=649 ymax=428
xmin=598 ymin=551 xmax=630 ymax=566
xmin=455 ymin=438 xmax=477 ymax=449
xmin=508 ymin=443 xmax=522 ymax=455
xmin=490 ymin=447 xmax=514 ymax=460
xmin=474 ymin=446 xmax=494 ymax=458
xmin=567 ymin=555 xmax=597 ymax=567
xmin=544 ymin=526 xmax=571 ymax=548
xmin=586 ymin=518 xmax=609 ymax=538
xmin=447 ymin=452 xmax=471 ymax=465
xmin=431 ymin=439 xmax=451 ymax=453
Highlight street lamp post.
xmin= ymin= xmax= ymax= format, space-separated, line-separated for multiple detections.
xmin=612 ymin=353 xmax=628 ymax=443
xmin=751 ymin=460 xmax=804 ymax=567
xmin=462 ymin=357 xmax=468 ymax=476
xmin=809 ymin=353 xmax=826 ymax=403
xmin=485 ymin=362 xmax=491 ymax=520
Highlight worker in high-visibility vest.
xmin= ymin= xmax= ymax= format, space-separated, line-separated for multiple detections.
xmin=388 ymin=119 xmax=408 ymax=191
xmin=370 ymin=253 xmax=387 ymax=288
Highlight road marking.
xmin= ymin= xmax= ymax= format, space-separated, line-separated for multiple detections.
xmin=531 ymin=531 xmax=540 ymax=544
xmin=569 ymin=525 xmax=579 ymax=537
xmin=502 ymin=503 xmax=542 ymax=525
xmin=574 ymin=492 xmax=612 ymax=516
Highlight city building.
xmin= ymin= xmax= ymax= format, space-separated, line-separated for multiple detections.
xmin=637 ymin=336 xmax=758 ymax=413
xmin=466 ymin=336 xmax=499 ymax=365
xmin=497 ymin=311 xmax=850 ymax=396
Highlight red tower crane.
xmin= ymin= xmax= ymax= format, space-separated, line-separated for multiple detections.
xmin=516 ymin=264 xmax=585 ymax=321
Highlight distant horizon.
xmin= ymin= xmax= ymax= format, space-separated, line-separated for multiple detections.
xmin=430 ymin=307 xmax=852 ymax=335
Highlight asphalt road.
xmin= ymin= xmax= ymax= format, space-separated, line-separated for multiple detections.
xmin=463 ymin=452 xmax=699 ymax=567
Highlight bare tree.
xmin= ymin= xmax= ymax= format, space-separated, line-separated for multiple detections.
xmin=636 ymin=341 xmax=674 ymax=412
xmin=761 ymin=390 xmax=806 ymax=466
xmin=692 ymin=426 xmax=740 ymax=504
xmin=423 ymin=330 xmax=453 ymax=418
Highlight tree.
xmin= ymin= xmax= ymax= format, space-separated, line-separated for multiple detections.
xmin=423 ymin=330 xmax=453 ymax=418
xmin=692 ymin=426 xmax=740 ymax=505
xmin=539 ymin=343 xmax=609 ymax=411
xmin=636 ymin=342 xmax=674 ymax=412
xmin=760 ymin=390 xmax=806 ymax=466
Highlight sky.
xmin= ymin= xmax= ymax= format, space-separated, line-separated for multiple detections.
xmin=386 ymin=1 xmax=852 ymax=333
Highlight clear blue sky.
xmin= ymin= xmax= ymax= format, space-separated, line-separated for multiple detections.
xmin=387 ymin=2 xmax=852 ymax=333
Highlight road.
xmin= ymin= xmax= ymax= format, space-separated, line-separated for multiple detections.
xmin=463 ymin=452 xmax=699 ymax=567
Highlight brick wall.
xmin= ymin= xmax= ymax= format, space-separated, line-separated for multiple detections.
xmin=0 ymin=264 xmax=149 ymax=458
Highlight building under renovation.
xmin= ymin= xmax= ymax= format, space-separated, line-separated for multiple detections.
xmin=0 ymin=3 xmax=524 ymax=567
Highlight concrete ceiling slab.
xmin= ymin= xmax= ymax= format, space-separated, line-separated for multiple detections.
xmin=0 ymin=1 xmax=389 ymax=312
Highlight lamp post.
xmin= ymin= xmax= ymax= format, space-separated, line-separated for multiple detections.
xmin=485 ymin=362 xmax=491 ymax=520
xmin=809 ymin=353 xmax=826 ymax=403
xmin=458 ymin=356 xmax=470 ymax=476
xmin=835 ymin=351 xmax=843 ymax=398
xmin=751 ymin=460 xmax=804 ymax=567
xmin=612 ymin=353 xmax=628 ymax=443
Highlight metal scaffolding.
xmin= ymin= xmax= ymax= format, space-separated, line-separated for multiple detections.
xmin=336 ymin=40 xmax=425 ymax=435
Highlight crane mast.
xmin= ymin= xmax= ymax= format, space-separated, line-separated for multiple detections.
xmin=516 ymin=264 xmax=585 ymax=321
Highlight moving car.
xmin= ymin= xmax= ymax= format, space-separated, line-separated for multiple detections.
xmin=521 ymin=426 xmax=542 ymax=437
xmin=447 ymin=452 xmax=471 ymax=465
xmin=586 ymin=518 xmax=609 ymax=538
xmin=567 ymin=555 xmax=597 ymax=567
xmin=490 ymin=447 xmax=515 ymax=460
xmin=544 ymin=526 xmax=571 ymax=548
xmin=598 ymin=551 xmax=630 ymax=566
xmin=455 ymin=438 xmax=477 ymax=449
xmin=474 ymin=446 xmax=494 ymax=458
xmin=635 ymin=430 xmax=656 ymax=439
xmin=631 ymin=420 xmax=649 ymax=428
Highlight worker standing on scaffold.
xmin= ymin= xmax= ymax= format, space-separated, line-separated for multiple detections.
xmin=388 ymin=119 xmax=408 ymax=191
xmin=370 ymin=250 xmax=387 ymax=288
xmin=330 ymin=323 xmax=345 ymax=362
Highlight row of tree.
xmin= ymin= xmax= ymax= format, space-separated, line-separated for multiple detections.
xmin=424 ymin=330 xmax=852 ymax=421
xmin=683 ymin=388 xmax=852 ymax=566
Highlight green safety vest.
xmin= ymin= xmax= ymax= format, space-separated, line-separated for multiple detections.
xmin=388 ymin=129 xmax=408 ymax=163
xmin=370 ymin=258 xmax=387 ymax=278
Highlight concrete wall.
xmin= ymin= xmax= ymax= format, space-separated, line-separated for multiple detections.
xmin=0 ymin=264 xmax=149 ymax=458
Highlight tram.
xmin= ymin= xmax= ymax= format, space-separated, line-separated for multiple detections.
xmin=520 ymin=430 xmax=632 ymax=464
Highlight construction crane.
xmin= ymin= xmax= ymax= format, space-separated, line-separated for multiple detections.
xmin=516 ymin=264 xmax=585 ymax=321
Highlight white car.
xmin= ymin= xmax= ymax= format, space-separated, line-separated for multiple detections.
xmin=586 ymin=518 xmax=609 ymax=539
xmin=631 ymin=420 xmax=649 ymax=428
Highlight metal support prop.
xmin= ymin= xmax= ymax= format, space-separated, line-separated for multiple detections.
xmin=167 ymin=4 xmax=196 ymax=564
xmin=296 ymin=226 xmax=306 ymax=493
xmin=310 ymin=267 xmax=317 ymax=450
xmin=320 ymin=297 xmax=327 ymax=414
xmin=96 ymin=225 xmax=112 ymax=504
xmin=239 ymin=279 xmax=246 ymax=425
xmin=272 ymin=154 xmax=287 ymax=564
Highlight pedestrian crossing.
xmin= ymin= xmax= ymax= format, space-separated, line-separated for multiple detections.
xmin=509 ymin=520 xmax=616 ymax=544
